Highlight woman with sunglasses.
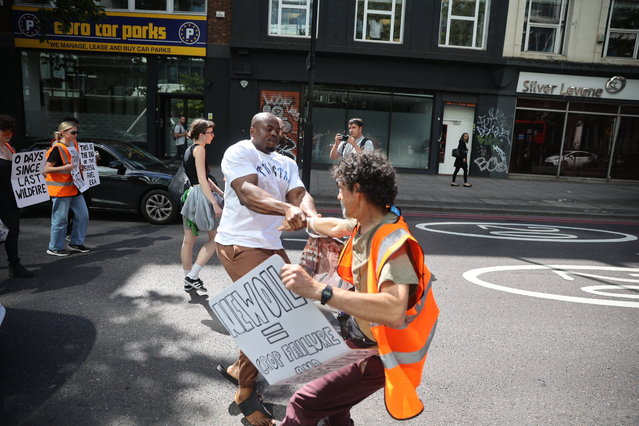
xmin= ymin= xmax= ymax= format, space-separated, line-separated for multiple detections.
xmin=180 ymin=119 xmax=223 ymax=291
xmin=44 ymin=120 xmax=90 ymax=256
xmin=0 ymin=114 xmax=34 ymax=277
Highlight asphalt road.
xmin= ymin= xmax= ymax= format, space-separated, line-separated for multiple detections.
xmin=1 ymin=210 xmax=638 ymax=425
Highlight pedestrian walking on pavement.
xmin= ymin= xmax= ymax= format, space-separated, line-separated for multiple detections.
xmin=180 ymin=119 xmax=223 ymax=292
xmin=0 ymin=114 xmax=34 ymax=278
xmin=45 ymin=120 xmax=90 ymax=257
xmin=451 ymin=132 xmax=472 ymax=187
xmin=214 ymin=112 xmax=318 ymax=426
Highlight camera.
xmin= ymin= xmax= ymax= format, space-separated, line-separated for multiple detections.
xmin=339 ymin=134 xmax=350 ymax=141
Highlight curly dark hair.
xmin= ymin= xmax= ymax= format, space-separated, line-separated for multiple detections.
xmin=187 ymin=118 xmax=215 ymax=140
xmin=330 ymin=151 xmax=397 ymax=208
xmin=0 ymin=114 xmax=16 ymax=132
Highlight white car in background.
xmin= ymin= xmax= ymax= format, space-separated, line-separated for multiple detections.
xmin=544 ymin=151 xmax=598 ymax=168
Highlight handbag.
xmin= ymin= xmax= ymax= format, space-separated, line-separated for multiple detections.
xmin=452 ymin=148 xmax=460 ymax=158
xmin=0 ymin=219 xmax=8 ymax=243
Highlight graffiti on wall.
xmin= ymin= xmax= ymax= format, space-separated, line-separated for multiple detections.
xmin=474 ymin=108 xmax=511 ymax=174
xmin=260 ymin=90 xmax=301 ymax=161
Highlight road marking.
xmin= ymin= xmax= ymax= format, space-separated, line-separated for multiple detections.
xmin=416 ymin=222 xmax=637 ymax=243
xmin=463 ymin=265 xmax=639 ymax=308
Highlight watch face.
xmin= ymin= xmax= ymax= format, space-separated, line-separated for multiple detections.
xmin=321 ymin=286 xmax=333 ymax=304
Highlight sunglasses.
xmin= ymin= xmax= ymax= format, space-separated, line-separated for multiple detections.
xmin=68 ymin=130 xmax=78 ymax=135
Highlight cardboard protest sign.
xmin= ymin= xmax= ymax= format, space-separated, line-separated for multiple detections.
xmin=79 ymin=143 xmax=100 ymax=189
xmin=209 ymin=255 xmax=377 ymax=385
xmin=10 ymin=150 xmax=49 ymax=208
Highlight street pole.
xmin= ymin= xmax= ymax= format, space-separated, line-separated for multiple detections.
xmin=302 ymin=0 xmax=319 ymax=189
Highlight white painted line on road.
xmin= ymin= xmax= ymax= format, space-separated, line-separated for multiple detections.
xmin=416 ymin=222 xmax=637 ymax=243
xmin=580 ymin=285 xmax=639 ymax=299
xmin=463 ymin=265 xmax=639 ymax=308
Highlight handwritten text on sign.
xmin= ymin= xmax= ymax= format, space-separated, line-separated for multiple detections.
xmin=209 ymin=255 xmax=375 ymax=385
xmin=72 ymin=143 xmax=100 ymax=193
xmin=10 ymin=150 xmax=49 ymax=208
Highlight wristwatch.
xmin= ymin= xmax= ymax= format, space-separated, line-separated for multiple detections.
xmin=320 ymin=285 xmax=333 ymax=305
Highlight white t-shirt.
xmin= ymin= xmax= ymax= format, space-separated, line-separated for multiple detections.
xmin=174 ymin=124 xmax=186 ymax=146
xmin=338 ymin=136 xmax=374 ymax=157
xmin=215 ymin=139 xmax=305 ymax=249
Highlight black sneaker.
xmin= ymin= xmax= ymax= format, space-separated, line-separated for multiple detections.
xmin=47 ymin=249 xmax=70 ymax=257
xmin=9 ymin=263 xmax=34 ymax=278
xmin=184 ymin=276 xmax=207 ymax=292
xmin=69 ymin=244 xmax=91 ymax=253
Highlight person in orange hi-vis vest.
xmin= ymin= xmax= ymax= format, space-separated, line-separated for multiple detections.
xmin=45 ymin=120 xmax=90 ymax=257
xmin=280 ymin=150 xmax=439 ymax=424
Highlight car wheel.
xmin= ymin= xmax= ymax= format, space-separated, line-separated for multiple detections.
xmin=141 ymin=189 xmax=178 ymax=225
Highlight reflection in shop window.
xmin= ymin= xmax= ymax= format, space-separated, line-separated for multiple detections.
xmin=311 ymin=88 xmax=433 ymax=169
xmin=135 ymin=0 xmax=167 ymax=11
xmin=21 ymin=51 xmax=147 ymax=143
xmin=354 ymin=0 xmax=404 ymax=43
xmin=604 ymin=0 xmax=639 ymax=59
xmin=521 ymin=0 xmax=567 ymax=53
xmin=158 ymin=57 xmax=204 ymax=94
xmin=269 ymin=0 xmax=317 ymax=38
xmin=98 ymin=0 xmax=129 ymax=9
xmin=611 ymin=116 xmax=639 ymax=179
xmin=439 ymin=0 xmax=489 ymax=49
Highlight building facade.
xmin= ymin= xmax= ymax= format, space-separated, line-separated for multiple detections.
xmin=2 ymin=1 xmax=638 ymax=181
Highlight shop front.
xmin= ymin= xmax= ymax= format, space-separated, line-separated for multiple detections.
xmin=511 ymin=72 xmax=639 ymax=180
xmin=12 ymin=6 xmax=207 ymax=158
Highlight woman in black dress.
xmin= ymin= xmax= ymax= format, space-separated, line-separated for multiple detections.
xmin=451 ymin=132 xmax=472 ymax=187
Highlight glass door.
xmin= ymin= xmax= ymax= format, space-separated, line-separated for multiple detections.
xmin=160 ymin=95 xmax=204 ymax=160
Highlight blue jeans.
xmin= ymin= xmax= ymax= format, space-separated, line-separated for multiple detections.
xmin=49 ymin=195 xmax=89 ymax=250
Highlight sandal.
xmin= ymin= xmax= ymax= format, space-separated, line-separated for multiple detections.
xmin=451 ymin=183 xmax=459 ymax=186
xmin=463 ymin=183 xmax=472 ymax=187
xmin=237 ymin=389 xmax=273 ymax=419
xmin=216 ymin=364 xmax=239 ymax=387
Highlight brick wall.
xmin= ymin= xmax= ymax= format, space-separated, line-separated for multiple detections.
xmin=207 ymin=0 xmax=232 ymax=45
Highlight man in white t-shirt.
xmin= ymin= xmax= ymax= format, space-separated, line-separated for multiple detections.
xmin=173 ymin=116 xmax=187 ymax=160
xmin=215 ymin=112 xmax=317 ymax=426
xmin=329 ymin=117 xmax=374 ymax=160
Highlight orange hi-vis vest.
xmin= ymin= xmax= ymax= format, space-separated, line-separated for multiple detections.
xmin=337 ymin=216 xmax=439 ymax=420
xmin=46 ymin=142 xmax=79 ymax=197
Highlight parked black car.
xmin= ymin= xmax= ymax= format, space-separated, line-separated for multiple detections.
xmin=24 ymin=139 xmax=180 ymax=225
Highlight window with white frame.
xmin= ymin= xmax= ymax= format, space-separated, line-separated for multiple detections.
xmin=269 ymin=0 xmax=317 ymax=38
xmin=521 ymin=0 xmax=567 ymax=53
xmin=439 ymin=0 xmax=489 ymax=49
xmin=14 ymin=0 xmax=205 ymax=12
xmin=354 ymin=0 xmax=405 ymax=43
xmin=604 ymin=0 xmax=639 ymax=59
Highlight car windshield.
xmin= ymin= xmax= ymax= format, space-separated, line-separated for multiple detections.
xmin=108 ymin=143 xmax=165 ymax=169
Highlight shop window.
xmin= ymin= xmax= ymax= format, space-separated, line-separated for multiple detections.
xmin=611 ymin=116 xmax=639 ymax=179
xmin=354 ymin=0 xmax=405 ymax=43
xmin=158 ymin=57 xmax=204 ymax=94
xmin=521 ymin=0 xmax=567 ymax=53
xmin=511 ymin=109 xmax=566 ymax=176
xmin=516 ymin=98 xmax=566 ymax=110
xmin=604 ymin=0 xmax=639 ymax=59
xmin=269 ymin=0 xmax=318 ymax=38
xmin=21 ymin=51 xmax=148 ymax=143
xmin=312 ymin=88 xmax=433 ymax=169
xmin=98 ymin=0 xmax=128 ymax=9
xmin=135 ymin=0 xmax=167 ymax=10
xmin=94 ymin=0 xmax=204 ymax=13
xmin=439 ymin=0 xmax=490 ymax=49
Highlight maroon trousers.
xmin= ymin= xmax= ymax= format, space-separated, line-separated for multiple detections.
xmin=280 ymin=355 xmax=385 ymax=426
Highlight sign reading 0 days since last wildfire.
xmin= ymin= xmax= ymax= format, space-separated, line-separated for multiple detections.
xmin=209 ymin=255 xmax=377 ymax=385
xmin=10 ymin=149 xmax=49 ymax=208
xmin=13 ymin=6 xmax=207 ymax=56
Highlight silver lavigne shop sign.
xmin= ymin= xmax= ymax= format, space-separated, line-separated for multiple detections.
xmin=517 ymin=72 xmax=637 ymax=101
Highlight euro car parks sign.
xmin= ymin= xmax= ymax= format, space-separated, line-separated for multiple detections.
xmin=12 ymin=6 xmax=207 ymax=57
xmin=209 ymin=255 xmax=377 ymax=385
xmin=10 ymin=149 xmax=49 ymax=208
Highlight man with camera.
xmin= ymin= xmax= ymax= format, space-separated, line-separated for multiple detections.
xmin=329 ymin=117 xmax=374 ymax=160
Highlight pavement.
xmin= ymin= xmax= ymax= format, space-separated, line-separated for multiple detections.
xmin=304 ymin=169 xmax=639 ymax=219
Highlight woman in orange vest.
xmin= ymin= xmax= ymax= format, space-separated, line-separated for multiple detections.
xmin=280 ymin=151 xmax=439 ymax=424
xmin=45 ymin=120 xmax=90 ymax=256
xmin=0 ymin=114 xmax=33 ymax=277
